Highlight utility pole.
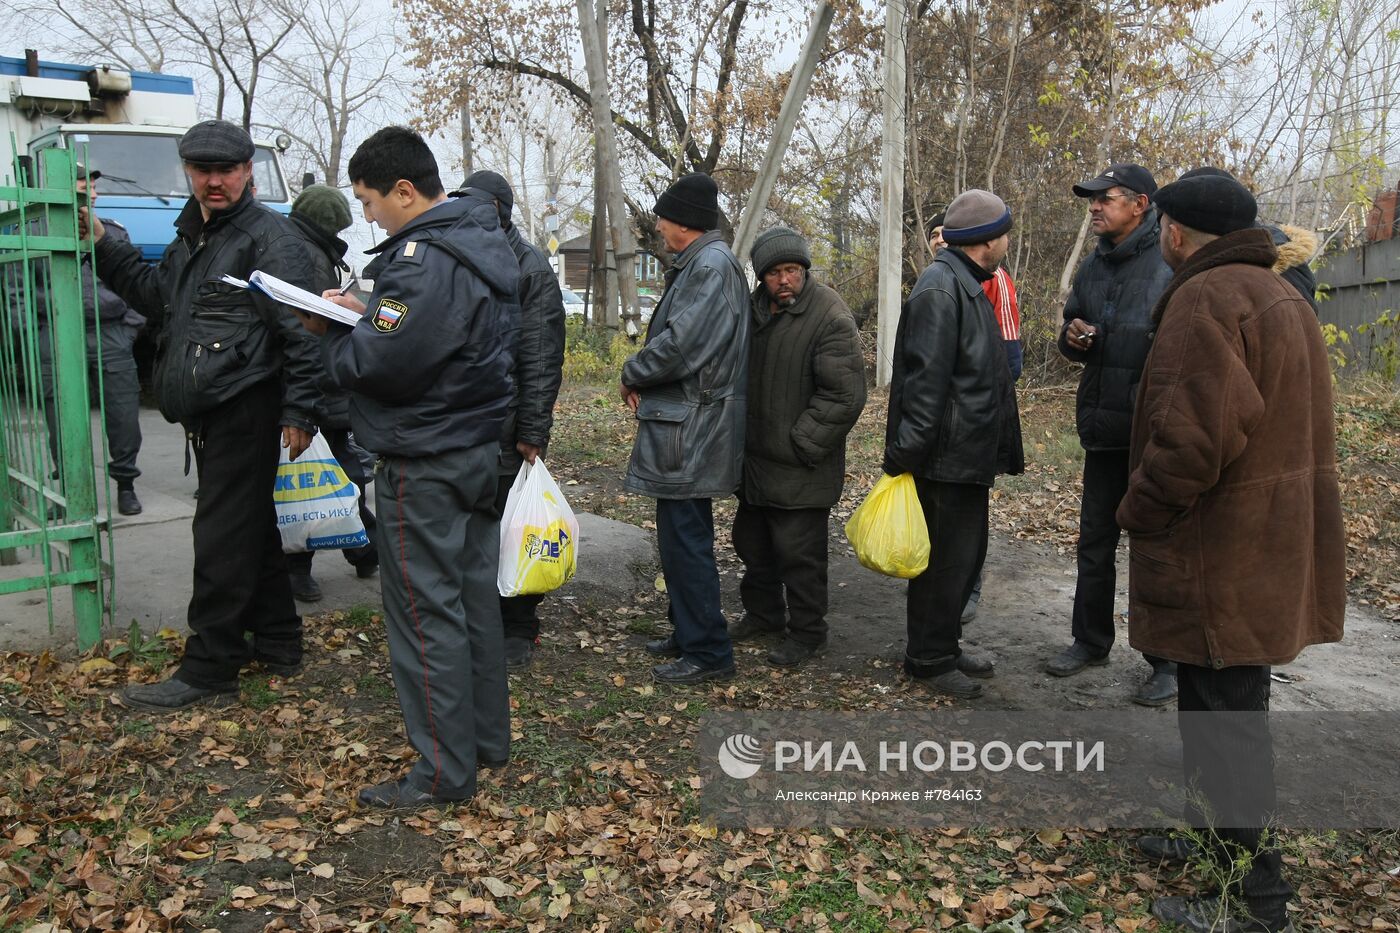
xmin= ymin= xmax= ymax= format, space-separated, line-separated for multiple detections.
xmin=459 ymin=82 xmax=474 ymax=184
xmin=544 ymin=137 xmax=565 ymax=288
xmin=876 ymin=0 xmax=907 ymax=386
xmin=732 ymin=1 xmax=835 ymax=270
xmin=578 ymin=0 xmax=640 ymax=333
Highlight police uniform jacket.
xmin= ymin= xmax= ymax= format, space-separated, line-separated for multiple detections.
xmin=94 ymin=188 xmax=321 ymax=430
xmin=622 ymin=230 xmax=750 ymax=500
xmin=320 ymin=193 xmax=519 ymax=458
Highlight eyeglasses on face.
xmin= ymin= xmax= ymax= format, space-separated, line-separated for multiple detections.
xmin=1088 ymin=192 xmax=1141 ymax=205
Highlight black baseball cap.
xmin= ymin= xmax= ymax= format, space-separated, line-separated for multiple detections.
xmin=1073 ymin=163 xmax=1157 ymax=198
xmin=73 ymin=162 xmax=101 ymax=180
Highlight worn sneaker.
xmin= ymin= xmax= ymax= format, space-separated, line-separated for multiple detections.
xmin=122 ymin=676 xmax=237 ymax=711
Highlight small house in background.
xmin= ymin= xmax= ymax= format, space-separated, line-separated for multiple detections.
xmin=557 ymin=233 xmax=665 ymax=298
xmin=1365 ymin=182 xmax=1400 ymax=242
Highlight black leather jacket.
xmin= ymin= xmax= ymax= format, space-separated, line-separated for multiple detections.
xmin=884 ymin=249 xmax=1023 ymax=485
xmin=498 ymin=222 xmax=566 ymax=472
xmin=94 ymin=189 xmax=321 ymax=430
xmin=1056 ymin=209 xmax=1173 ymax=451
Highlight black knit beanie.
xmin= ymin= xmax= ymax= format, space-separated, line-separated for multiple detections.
xmin=750 ymin=226 xmax=811 ymax=278
xmin=654 ymin=173 xmax=719 ymax=231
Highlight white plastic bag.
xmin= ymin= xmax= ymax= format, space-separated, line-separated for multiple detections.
xmin=274 ymin=432 xmax=369 ymax=553
xmin=498 ymin=459 xmax=579 ymax=596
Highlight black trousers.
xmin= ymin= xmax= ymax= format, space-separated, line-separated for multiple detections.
xmin=286 ymin=427 xmax=379 ymax=576
xmin=1072 ymin=449 xmax=1170 ymax=669
xmin=40 ymin=319 xmax=142 ymax=483
xmin=1178 ymin=663 xmax=1292 ymax=926
xmin=732 ymin=498 xmax=830 ymax=646
xmin=657 ymin=497 xmax=732 ymax=669
xmin=178 ymin=380 xmax=301 ymax=688
xmin=905 ymin=479 xmax=988 ymax=677
xmin=492 ymin=471 xmax=545 ymax=641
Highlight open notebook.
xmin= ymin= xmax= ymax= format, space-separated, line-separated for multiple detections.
xmin=220 ymin=271 xmax=362 ymax=327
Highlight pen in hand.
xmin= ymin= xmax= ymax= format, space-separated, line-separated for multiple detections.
xmin=336 ymin=279 xmax=356 ymax=296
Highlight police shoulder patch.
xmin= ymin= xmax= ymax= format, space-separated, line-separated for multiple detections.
xmin=372 ymin=298 xmax=409 ymax=332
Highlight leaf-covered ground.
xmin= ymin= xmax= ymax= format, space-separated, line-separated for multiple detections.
xmin=2 ymin=382 xmax=1398 ymax=932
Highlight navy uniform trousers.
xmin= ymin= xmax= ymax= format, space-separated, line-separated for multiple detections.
xmin=376 ymin=440 xmax=511 ymax=800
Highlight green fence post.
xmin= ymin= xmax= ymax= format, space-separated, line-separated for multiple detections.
xmin=40 ymin=148 xmax=104 ymax=650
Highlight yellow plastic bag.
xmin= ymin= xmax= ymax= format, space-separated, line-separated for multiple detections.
xmin=498 ymin=460 xmax=579 ymax=596
xmin=844 ymin=473 xmax=930 ymax=578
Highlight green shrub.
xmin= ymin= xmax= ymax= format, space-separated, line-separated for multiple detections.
xmin=562 ymin=319 xmax=636 ymax=384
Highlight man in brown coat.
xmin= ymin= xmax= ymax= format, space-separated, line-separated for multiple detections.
xmin=730 ymin=227 xmax=867 ymax=667
xmin=1117 ymin=172 xmax=1345 ymax=933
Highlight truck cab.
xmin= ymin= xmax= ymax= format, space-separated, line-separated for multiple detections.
xmin=2 ymin=53 xmax=294 ymax=261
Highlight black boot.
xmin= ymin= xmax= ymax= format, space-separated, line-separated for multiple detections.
xmin=116 ymin=482 xmax=143 ymax=516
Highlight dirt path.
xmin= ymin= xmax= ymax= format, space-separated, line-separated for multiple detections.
xmin=701 ymin=521 xmax=1400 ymax=713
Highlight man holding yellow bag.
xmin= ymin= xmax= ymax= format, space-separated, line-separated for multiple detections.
xmin=883 ymin=189 xmax=1024 ymax=699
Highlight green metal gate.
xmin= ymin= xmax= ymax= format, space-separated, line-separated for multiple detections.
xmin=1 ymin=145 xmax=113 ymax=650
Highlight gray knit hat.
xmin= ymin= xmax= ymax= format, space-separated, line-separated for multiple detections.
xmin=942 ymin=189 xmax=1013 ymax=245
xmin=292 ymin=185 xmax=352 ymax=236
xmin=750 ymin=226 xmax=811 ymax=277
xmin=178 ymin=119 xmax=254 ymax=164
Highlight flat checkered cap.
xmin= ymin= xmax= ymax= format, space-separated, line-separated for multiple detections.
xmin=178 ymin=120 xmax=255 ymax=164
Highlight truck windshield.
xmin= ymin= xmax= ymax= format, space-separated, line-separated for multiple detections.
xmin=61 ymin=133 xmax=289 ymax=203
xmin=66 ymin=133 xmax=188 ymax=198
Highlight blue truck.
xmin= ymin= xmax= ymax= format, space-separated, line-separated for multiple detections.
xmin=2 ymin=51 xmax=294 ymax=260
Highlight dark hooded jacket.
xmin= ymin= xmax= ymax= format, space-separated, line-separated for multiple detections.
xmin=320 ymin=193 xmax=519 ymax=457
xmin=884 ymin=248 xmax=1024 ymax=485
xmin=498 ymin=221 xmax=566 ymax=472
xmin=94 ymin=188 xmax=321 ymax=430
xmin=1057 ymin=208 xmax=1173 ymax=451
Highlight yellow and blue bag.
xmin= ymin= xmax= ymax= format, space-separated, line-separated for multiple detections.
xmin=498 ymin=459 xmax=579 ymax=596
xmin=274 ymin=432 xmax=369 ymax=552
xmin=843 ymin=472 xmax=930 ymax=578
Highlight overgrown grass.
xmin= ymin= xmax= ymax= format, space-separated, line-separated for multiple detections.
xmin=563 ymin=320 xmax=636 ymax=384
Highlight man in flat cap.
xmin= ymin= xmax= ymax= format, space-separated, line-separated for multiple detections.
xmin=1047 ymin=162 xmax=1178 ymax=708
xmin=82 ymin=119 xmax=322 ymax=710
xmin=728 ymin=226 xmax=865 ymax=668
xmin=462 ymin=169 xmax=566 ymax=673
xmin=1119 ymin=172 xmax=1343 ymax=933
xmin=627 ymin=172 xmax=750 ymax=684
xmin=883 ymin=189 xmax=1023 ymax=699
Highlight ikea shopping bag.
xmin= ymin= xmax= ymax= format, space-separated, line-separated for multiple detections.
xmin=274 ymin=432 xmax=370 ymax=553
xmin=498 ymin=459 xmax=579 ymax=596
xmin=843 ymin=472 xmax=930 ymax=578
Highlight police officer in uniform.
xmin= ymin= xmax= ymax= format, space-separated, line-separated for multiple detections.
xmin=303 ymin=127 xmax=518 ymax=808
